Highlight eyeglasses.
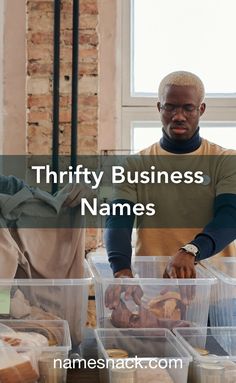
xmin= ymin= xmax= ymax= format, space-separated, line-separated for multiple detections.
xmin=160 ymin=103 xmax=201 ymax=115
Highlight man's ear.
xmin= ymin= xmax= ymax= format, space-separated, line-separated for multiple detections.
xmin=157 ymin=101 xmax=161 ymax=112
xmin=199 ymin=102 xmax=206 ymax=116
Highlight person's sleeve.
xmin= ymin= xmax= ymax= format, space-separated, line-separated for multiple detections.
xmin=190 ymin=193 xmax=236 ymax=261
xmin=112 ymin=156 xmax=138 ymax=203
xmin=0 ymin=175 xmax=29 ymax=195
xmin=104 ymin=199 xmax=135 ymax=274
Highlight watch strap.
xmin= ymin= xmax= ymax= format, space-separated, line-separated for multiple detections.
xmin=180 ymin=244 xmax=200 ymax=258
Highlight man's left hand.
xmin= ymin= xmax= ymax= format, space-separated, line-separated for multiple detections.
xmin=163 ymin=250 xmax=196 ymax=304
xmin=163 ymin=250 xmax=196 ymax=279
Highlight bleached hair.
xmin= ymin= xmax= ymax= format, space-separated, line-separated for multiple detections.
xmin=158 ymin=71 xmax=205 ymax=102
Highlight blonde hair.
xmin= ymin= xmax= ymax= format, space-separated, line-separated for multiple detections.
xmin=158 ymin=71 xmax=205 ymax=103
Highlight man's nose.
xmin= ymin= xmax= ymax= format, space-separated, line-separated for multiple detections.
xmin=171 ymin=107 xmax=187 ymax=120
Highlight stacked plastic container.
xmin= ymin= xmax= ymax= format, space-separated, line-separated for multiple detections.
xmin=95 ymin=328 xmax=192 ymax=383
xmin=0 ymin=319 xmax=71 ymax=383
xmin=0 ymin=260 xmax=92 ymax=349
xmin=202 ymin=257 xmax=236 ymax=327
xmin=174 ymin=327 xmax=236 ymax=383
xmin=88 ymin=254 xmax=216 ymax=329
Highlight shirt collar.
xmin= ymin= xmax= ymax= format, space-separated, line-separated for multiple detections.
xmin=160 ymin=127 xmax=202 ymax=154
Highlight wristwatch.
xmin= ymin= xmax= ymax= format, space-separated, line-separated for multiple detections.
xmin=180 ymin=244 xmax=200 ymax=258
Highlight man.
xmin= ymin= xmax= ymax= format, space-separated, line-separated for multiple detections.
xmin=105 ymin=71 xmax=236 ymax=305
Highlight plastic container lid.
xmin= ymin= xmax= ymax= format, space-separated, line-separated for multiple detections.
xmin=0 ymin=320 xmax=72 ymax=352
xmin=173 ymin=327 xmax=236 ymax=363
xmin=95 ymin=328 xmax=192 ymax=362
xmin=0 ymin=259 xmax=92 ymax=287
xmin=202 ymin=257 xmax=236 ymax=285
xmin=88 ymin=255 xmax=216 ymax=286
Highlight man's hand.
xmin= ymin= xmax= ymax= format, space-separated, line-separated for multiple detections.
xmin=163 ymin=250 xmax=196 ymax=279
xmin=163 ymin=250 xmax=196 ymax=304
xmin=115 ymin=269 xmax=133 ymax=278
xmin=105 ymin=268 xmax=143 ymax=310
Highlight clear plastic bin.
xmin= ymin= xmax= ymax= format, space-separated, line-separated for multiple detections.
xmin=0 ymin=319 xmax=71 ymax=383
xmin=174 ymin=327 xmax=236 ymax=383
xmin=88 ymin=255 xmax=216 ymax=329
xmin=95 ymin=328 xmax=192 ymax=383
xmin=202 ymin=257 xmax=236 ymax=327
xmin=0 ymin=260 xmax=92 ymax=347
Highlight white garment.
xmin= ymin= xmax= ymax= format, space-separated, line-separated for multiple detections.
xmin=0 ymin=184 xmax=93 ymax=345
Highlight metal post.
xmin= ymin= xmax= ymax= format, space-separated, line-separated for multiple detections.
xmin=52 ymin=0 xmax=61 ymax=193
xmin=71 ymin=0 xmax=79 ymax=170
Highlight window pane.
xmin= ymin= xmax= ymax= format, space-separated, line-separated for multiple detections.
xmin=132 ymin=122 xmax=236 ymax=152
xmin=133 ymin=0 xmax=236 ymax=96
xmin=132 ymin=123 xmax=162 ymax=152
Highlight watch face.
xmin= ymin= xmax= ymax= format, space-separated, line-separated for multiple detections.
xmin=182 ymin=244 xmax=199 ymax=256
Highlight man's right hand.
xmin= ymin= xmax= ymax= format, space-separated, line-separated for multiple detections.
xmin=105 ymin=268 xmax=143 ymax=309
xmin=115 ymin=269 xmax=134 ymax=278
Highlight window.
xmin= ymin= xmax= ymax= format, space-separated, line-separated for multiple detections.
xmin=131 ymin=122 xmax=236 ymax=153
xmin=121 ymin=0 xmax=236 ymax=151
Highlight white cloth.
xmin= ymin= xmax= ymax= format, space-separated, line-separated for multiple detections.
xmin=0 ymin=183 xmax=93 ymax=345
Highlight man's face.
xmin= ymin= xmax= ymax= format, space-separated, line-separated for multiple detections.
xmin=157 ymin=85 xmax=206 ymax=140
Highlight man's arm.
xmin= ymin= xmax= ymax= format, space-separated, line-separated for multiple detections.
xmin=104 ymin=199 xmax=144 ymax=308
xmin=191 ymin=193 xmax=236 ymax=259
xmin=104 ymin=199 xmax=135 ymax=275
xmin=164 ymin=193 xmax=236 ymax=278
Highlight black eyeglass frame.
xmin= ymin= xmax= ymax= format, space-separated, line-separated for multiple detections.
xmin=159 ymin=103 xmax=201 ymax=115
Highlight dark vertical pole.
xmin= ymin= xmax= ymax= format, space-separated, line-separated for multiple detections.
xmin=71 ymin=0 xmax=79 ymax=170
xmin=52 ymin=0 xmax=61 ymax=193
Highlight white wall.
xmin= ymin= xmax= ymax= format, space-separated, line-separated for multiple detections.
xmin=98 ymin=0 xmax=122 ymax=151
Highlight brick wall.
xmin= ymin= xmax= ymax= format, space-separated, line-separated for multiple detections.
xmin=27 ymin=0 xmax=100 ymax=249
xmin=27 ymin=0 xmax=98 ymax=155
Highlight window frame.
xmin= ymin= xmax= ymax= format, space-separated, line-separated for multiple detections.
xmin=121 ymin=0 xmax=236 ymax=150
